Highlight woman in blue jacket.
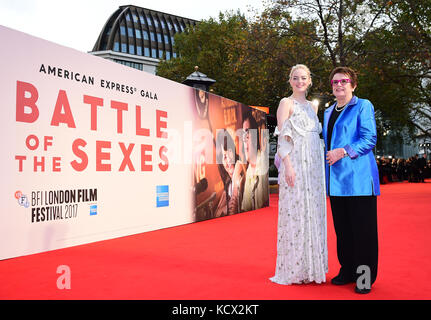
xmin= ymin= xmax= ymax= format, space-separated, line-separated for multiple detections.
xmin=323 ymin=67 xmax=380 ymax=294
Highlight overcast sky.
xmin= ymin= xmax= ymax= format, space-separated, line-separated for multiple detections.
xmin=0 ymin=0 xmax=268 ymax=52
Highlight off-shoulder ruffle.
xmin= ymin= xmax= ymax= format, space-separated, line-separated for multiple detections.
xmin=275 ymin=118 xmax=295 ymax=159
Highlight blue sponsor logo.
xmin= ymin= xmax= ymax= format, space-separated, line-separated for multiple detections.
xmin=156 ymin=185 xmax=169 ymax=207
xmin=90 ymin=204 xmax=97 ymax=215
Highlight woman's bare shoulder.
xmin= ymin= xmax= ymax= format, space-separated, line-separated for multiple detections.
xmin=277 ymin=97 xmax=293 ymax=114
xmin=277 ymin=98 xmax=294 ymax=128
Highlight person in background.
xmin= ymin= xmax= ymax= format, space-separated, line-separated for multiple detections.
xmin=417 ymin=154 xmax=427 ymax=183
xmin=215 ymin=129 xmax=245 ymax=217
xmin=240 ymin=110 xmax=269 ymax=212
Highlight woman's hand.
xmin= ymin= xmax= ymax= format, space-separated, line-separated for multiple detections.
xmin=284 ymin=158 xmax=296 ymax=187
xmin=326 ymin=148 xmax=346 ymax=166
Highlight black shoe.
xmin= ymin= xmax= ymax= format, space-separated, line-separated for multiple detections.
xmin=355 ymin=286 xmax=371 ymax=294
xmin=331 ymin=274 xmax=355 ymax=285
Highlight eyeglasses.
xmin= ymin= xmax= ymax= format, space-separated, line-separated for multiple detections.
xmin=331 ymin=78 xmax=351 ymax=86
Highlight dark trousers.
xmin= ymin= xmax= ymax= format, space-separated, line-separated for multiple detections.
xmin=329 ymin=196 xmax=378 ymax=284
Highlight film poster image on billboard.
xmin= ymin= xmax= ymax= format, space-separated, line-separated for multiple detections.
xmin=191 ymin=89 xmax=269 ymax=222
xmin=0 ymin=25 xmax=268 ymax=260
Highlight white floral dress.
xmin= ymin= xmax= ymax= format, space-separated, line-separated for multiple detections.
xmin=270 ymin=98 xmax=328 ymax=285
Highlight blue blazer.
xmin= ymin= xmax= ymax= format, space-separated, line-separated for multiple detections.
xmin=323 ymin=96 xmax=380 ymax=196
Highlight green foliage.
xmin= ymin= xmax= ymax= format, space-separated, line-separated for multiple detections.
xmin=156 ymin=1 xmax=431 ymax=141
xmin=157 ymin=11 xmax=249 ymax=103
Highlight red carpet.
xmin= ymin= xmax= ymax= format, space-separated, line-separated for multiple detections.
xmin=1 ymin=180 xmax=431 ymax=300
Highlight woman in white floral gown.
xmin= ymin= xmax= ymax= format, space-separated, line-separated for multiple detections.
xmin=270 ymin=64 xmax=328 ymax=285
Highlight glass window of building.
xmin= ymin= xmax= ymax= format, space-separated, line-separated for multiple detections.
xmin=113 ymin=59 xmax=143 ymax=71
xmin=113 ymin=42 xmax=120 ymax=52
xmin=91 ymin=6 xmax=199 ymax=69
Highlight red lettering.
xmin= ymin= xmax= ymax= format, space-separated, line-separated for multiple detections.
xmin=119 ymin=142 xmax=135 ymax=171
xmin=52 ymin=157 xmax=61 ymax=172
xmin=51 ymin=90 xmax=76 ymax=128
xmin=158 ymin=146 xmax=169 ymax=172
xmin=44 ymin=136 xmax=53 ymax=151
xmin=156 ymin=110 xmax=168 ymax=139
xmin=71 ymin=138 xmax=88 ymax=171
xmin=96 ymin=140 xmax=111 ymax=171
xmin=34 ymin=156 xmax=45 ymax=172
xmin=141 ymin=144 xmax=152 ymax=171
xmin=83 ymin=95 xmax=104 ymax=131
xmin=15 ymin=155 xmax=26 ymax=172
xmin=111 ymin=101 xmax=128 ymax=134
xmin=16 ymin=81 xmax=39 ymax=123
xmin=25 ymin=134 xmax=39 ymax=151
xmin=136 ymin=106 xmax=150 ymax=136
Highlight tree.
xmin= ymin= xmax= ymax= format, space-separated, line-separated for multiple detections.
xmin=382 ymin=0 xmax=431 ymax=140
xmin=269 ymin=0 xmax=431 ymax=141
xmin=270 ymin=0 xmax=391 ymax=67
xmin=249 ymin=7 xmax=331 ymax=112
xmin=157 ymin=1 xmax=431 ymax=142
xmin=156 ymin=10 xmax=326 ymax=114
xmin=156 ymin=12 xmax=250 ymax=103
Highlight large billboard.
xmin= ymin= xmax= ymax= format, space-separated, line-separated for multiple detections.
xmin=0 ymin=25 xmax=268 ymax=260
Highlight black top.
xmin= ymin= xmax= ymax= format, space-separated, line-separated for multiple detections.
xmin=327 ymin=106 xmax=344 ymax=150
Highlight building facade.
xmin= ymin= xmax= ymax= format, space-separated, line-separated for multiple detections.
xmin=91 ymin=5 xmax=198 ymax=74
